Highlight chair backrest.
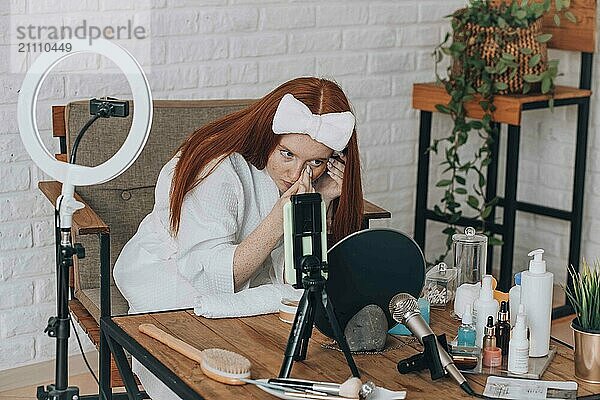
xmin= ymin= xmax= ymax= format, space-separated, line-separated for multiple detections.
xmin=66 ymin=99 xmax=254 ymax=290
xmin=492 ymin=0 xmax=596 ymax=53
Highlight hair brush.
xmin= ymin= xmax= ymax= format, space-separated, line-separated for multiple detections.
xmin=138 ymin=323 xmax=251 ymax=385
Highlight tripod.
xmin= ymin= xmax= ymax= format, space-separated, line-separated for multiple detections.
xmin=37 ymin=217 xmax=85 ymax=400
xmin=278 ymin=193 xmax=359 ymax=379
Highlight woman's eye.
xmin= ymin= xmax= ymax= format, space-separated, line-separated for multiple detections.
xmin=309 ymin=160 xmax=324 ymax=167
xmin=280 ymin=150 xmax=294 ymax=159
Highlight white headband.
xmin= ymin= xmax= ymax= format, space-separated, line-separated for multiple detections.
xmin=272 ymin=93 xmax=355 ymax=151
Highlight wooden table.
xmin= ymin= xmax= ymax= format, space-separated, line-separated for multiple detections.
xmin=102 ymin=307 xmax=600 ymax=399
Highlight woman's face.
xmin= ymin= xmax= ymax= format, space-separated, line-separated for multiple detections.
xmin=266 ymin=134 xmax=334 ymax=193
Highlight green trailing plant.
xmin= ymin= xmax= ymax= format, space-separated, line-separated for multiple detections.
xmin=564 ymin=259 xmax=600 ymax=332
xmin=431 ymin=0 xmax=575 ymax=264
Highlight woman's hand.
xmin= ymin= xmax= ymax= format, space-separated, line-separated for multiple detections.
xmin=273 ymin=166 xmax=314 ymax=215
xmin=314 ymin=154 xmax=345 ymax=205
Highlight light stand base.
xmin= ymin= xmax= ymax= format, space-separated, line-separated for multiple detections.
xmin=37 ymin=384 xmax=79 ymax=400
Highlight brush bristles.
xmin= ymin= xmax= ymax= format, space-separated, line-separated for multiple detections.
xmin=200 ymin=348 xmax=252 ymax=385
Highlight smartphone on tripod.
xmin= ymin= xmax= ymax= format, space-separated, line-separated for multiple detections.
xmin=282 ymin=193 xmax=328 ymax=287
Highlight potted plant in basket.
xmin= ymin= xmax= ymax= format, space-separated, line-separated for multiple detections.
xmin=564 ymin=259 xmax=600 ymax=383
xmin=430 ymin=0 xmax=576 ymax=263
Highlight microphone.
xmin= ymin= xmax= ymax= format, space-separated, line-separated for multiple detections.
xmin=389 ymin=293 xmax=475 ymax=396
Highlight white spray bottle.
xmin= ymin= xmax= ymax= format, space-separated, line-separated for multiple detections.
xmin=473 ymin=275 xmax=499 ymax=348
xmin=520 ymin=249 xmax=553 ymax=357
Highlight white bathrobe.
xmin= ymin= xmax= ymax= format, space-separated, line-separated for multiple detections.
xmin=113 ymin=152 xmax=284 ymax=399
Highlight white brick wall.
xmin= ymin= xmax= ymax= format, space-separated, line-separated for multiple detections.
xmin=0 ymin=0 xmax=598 ymax=372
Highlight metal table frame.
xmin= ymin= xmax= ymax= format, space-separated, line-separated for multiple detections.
xmin=94 ymin=232 xmax=202 ymax=400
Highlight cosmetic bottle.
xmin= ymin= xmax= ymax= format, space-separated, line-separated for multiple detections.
xmin=495 ymin=301 xmax=511 ymax=356
xmin=520 ymin=249 xmax=553 ymax=357
xmin=473 ymin=275 xmax=499 ymax=348
xmin=457 ymin=304 xmax=476 ymax=347
xmin=482 ymin=316 xmax=496 ymax=350
xmin=508 ymin=304 xmax=529 ymax=374
xmin=508 ymin=272 xmax=522 ymax=326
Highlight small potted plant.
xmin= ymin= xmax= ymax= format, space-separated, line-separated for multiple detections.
xmin=564 ymin=259 xmax=600 ymax=383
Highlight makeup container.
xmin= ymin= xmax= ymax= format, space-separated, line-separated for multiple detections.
xmin=424 ymin=262 xmax=457 ymax=307
xmin=279 ymin=298 xmax=299 ymax=324
xmin=452 ymin=227 xmax=488 ymax=285
xmin=482 ymin=347 xmax=502 ymax=367
xmin=452 ymin=355 xmax=479 ymax=370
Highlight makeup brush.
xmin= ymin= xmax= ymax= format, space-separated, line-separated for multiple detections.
xmin=268 ymin=377 xmax=362 ymax=398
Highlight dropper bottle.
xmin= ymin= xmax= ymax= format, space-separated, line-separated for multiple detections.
xmin=482 ymin=316 xmax=496 ymax=350
xmin=482 ymin=316 xmax=502 ymax=367
xmin=495 ymin=301 xmax=511 ymax=356
xmin=457 ymin=304 xmax=476 ymax=347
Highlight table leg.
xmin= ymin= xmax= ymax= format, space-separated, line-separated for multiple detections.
xmin=105 ymin=334 xmax=144 ymax=400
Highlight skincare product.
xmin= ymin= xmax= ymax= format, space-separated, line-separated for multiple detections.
xmin=279 ymin=298 xmax=299 ymax=324
xmin=452 ymin=355 xmax=478 ymax=370
xmin=473 ymin=275 xmax=499 ymax=348
xmin=482 ymin=316 xmax=496 ymax=350
xmin=508 ymin=304 xmax=529 ymax=374
xmin=508 ymin=272 xmax=522 ymax=326
xmin=495 ymin=301 xmax=511 ymax=356
xmin=457 ymin=304 xmax=476 ymax=347
xmin=482 ymin=346 xmax=502 ymax=367
xmin=454 ymin=281 xmax=480 ymax=318
xmin=520 ymin=249 xmax=553 ymax=357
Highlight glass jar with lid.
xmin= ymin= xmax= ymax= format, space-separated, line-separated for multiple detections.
xmin=424 ymin=262 xmax=458 ymax=307
xmin=453 ymin=227 xmax=488 ymax=285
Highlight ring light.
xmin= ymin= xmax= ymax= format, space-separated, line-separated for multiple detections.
xmin=17 ymin=38 xmax=153 ymax=186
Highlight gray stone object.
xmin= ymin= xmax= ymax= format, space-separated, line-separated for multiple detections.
xmin=344 ymin=304 xmax=388 ymax=352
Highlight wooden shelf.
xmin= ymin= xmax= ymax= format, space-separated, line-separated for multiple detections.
xmin=412 ymin=82 xmax=592 ymax=125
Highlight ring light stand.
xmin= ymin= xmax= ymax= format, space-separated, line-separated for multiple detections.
xmin=17 ymin=39 xmax=152 ymax=400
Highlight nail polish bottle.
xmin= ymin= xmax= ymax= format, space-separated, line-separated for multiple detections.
xmin=495 ymin=301 xmax=511 ymax=356
xmin=457 ymin=304 xmax=476 ymax=347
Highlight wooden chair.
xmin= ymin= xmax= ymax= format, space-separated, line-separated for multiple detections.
xmin=39 ymin=99 xmax=391 ymax=389
xmin=412 ymin=0 xmax=596 ymax=316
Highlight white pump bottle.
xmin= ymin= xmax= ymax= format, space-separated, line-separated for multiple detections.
xmin=520 ymin=249 xmax=553 ymax=357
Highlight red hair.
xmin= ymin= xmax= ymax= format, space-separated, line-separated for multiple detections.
xmin=169 ymin=77 xmax=364 ymax=243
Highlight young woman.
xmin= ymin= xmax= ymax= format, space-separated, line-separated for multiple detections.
xmin=114 ymin=76 xmax=363 ymax=313
xmin=113 ymin=76 xmax=363 ymax=400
